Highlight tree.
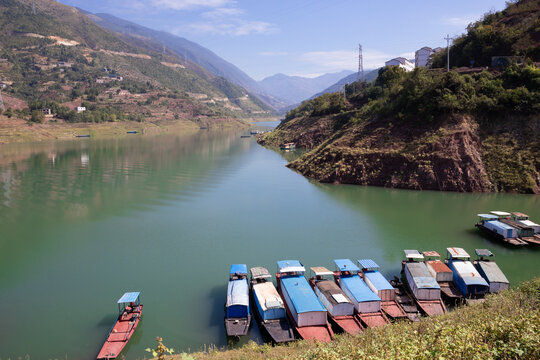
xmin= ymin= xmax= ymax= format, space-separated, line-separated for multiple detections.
xmin=5 ymin=107 xmax=13 ymax=118
xmin=30 ymin=110 xmax=45 ymax=123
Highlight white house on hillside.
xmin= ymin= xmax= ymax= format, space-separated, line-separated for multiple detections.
xmin=385 ymin=57 xmax=415 ymax=72
xmin=415 ymin=47 xmax=444 ymax=67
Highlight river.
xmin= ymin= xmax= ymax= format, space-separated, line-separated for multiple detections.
xmin=0 ymin=125 xmax=538 ymax=359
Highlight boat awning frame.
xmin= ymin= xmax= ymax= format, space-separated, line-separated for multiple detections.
xmin=357 ymin=259 xmax=380 ymax=271
xmin=117 ymin=292 xmax=140 ymax=304
xmin=475 ymin=249 xmax=494 ymax=258
xmin=477 ymin=214 xmax=499 ymax=220
xmin=230 ymin=264 xmax=248 ymax=276
xmin=490 ymin=211 xmax=511 ymax=217
xmin=404 ymin=250 xmax=424 ymax=261
xmin=447 ymin=247 xmax=470 ymax=260
xmin=310 ymin=266 xmax=334 ymax=276
xmin=250 ymin=266 xmax=272 ymax=280
xmin=334 ymin=259 xmax=360 ymax=272
xmin=277 ymin=260 xmax=305 ymax=274
xmin=422 ymin=251 xmax=441 ymax=258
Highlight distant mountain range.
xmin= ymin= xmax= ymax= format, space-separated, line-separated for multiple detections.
xmin=257 ymin=70 xmax=355 ymax=105
xmin=310 ymin=69 xmax=380 ymax=99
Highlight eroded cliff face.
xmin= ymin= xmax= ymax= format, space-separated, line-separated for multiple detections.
xmin=259 ymin=114 xmax=540 ymax=193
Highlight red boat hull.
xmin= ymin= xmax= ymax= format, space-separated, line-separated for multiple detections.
xmin=97 ymin=305 xmax=143 ymax=359
xmin=357 ymin=311 xmax=389 ymax=328
xmin=332 ymin=315 xmax=364 ymax=335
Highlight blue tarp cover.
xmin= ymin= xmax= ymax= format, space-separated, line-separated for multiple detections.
xmin=358 ymin=259 xmax=379 ymax=270
xmin=340 ymin=275 xmax=381 ymax=303
xmin=117 ymin=292 xmax=140 ymax=304
xmin=277 ymin=260 xmax=305 ymax=273
xmin=230 ymin=264 xmax=247 ymax=275
xmin=334 ymin=259 xmax=360 ymax=272
xmin=363 ymin=271 xmax=394 ymax=291
xmin=489 ymin=221 xmax=515 ymax=231
xmin=281 ymin=276 xmax=325 ymax=313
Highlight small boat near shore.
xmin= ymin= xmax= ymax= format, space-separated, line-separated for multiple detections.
xmin=225 ymin=264 xmax=251 ymax=337
xmin=473 ymin=249 xmax=510 ymax=293
xmin=358 ymin=259 xmax=407 ymax=320
xmin=445 ymin=248 xmax=489 ymax=302
xmin=423 ymin=251 xmax=463 ymax=303
xmin=276 ymin=260 xmax=333 ymax=342
xmin=309 ymin=267 xmax=364 ymax=335
xmin=97 ymin=292 xmax=143 ymax=360
xmin=389 ymin=276 xmax=421 ymax=322
xmin=250 ymin=267 xmax=295 ymax=343
xmin=280 ymin=142 xmax=296 ymax=150
xmin=401 ymin=250 xmax=447 ymax=316
xmin=334 ymin=259 xmax=389 ymax=328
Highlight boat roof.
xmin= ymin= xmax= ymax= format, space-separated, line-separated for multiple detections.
xmin=117 ymin=292 xmax=140 ymax=304
xmin=451 ymin=261 xmax=489 ymax=287
xmin=230 ymin=264 xmax=247 ymax=275
xmin=227 ymin=278 xmax=249 ymax=307
xmin=405 ymin=263 xmax=440 ymax=289
xmin=315 ymin=280 xmax=352 ymax=305
xmin=357 ymin=259 xmax=379 ymax=271
xmin=250 ymin=266 xmax=272 ymax=280
xmin=477 ymin=213 xmax=499 ymax=220
xmin=281 ymin=276 xmax=325 ymax=313
xmin=252 ymin=282 xmax=284 ymax=311
xmin=310 ymin=266 xmax=334 ymax=276
xmin=340 ymin=275 xmax=381 ymax=303
xmin=447 ymin=247 xmax=470 ymax=260
xmin=476 ymin=261 xmax=509 ymax=284
xmin=512 ymin=212 xmax=529 ymax=218
xmin=490 ymin=211 xmax=511 ymax=216
xmin=334 ymin=259 xmax=360 ymax=272
xmin=404 ymin=249 xmax=424 ymax=260
xmin=475 ymin=249 xmax=493 ymax=257
xmin=363 ymin=271 xmax=394 ymax=291
xmin=277 ymin=260 xmax=305 ymax=274
xmin=423 ymin=251 xmax=441 ymax=258
xmin=490 ymin=220 xmax=516 ymax=230
xmin=425 ymin=259 xmax=452 ymax=273
xmin=520 ymin=219 xmax=539 ymax=227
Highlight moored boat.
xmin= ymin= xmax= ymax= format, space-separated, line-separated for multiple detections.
xmin=475 ymin=213 xmax=528 ymax=246
xmin=225 ymin=264 xmax=251 ymax=337
xmin=357 ymin=259 xmax=407 ymax=320
xmin=275 ymin=260 xmax=333 ymax=342
xmin=473 ymin=249 xmax=510 ymax=293
xmin=422 ymin=251 xmax=463 ymax=303
xmin=333 ymin=259 xmax=389 ymax=328
xmin=280 ymin=142 xmax=296 ymax=150
xmin=249 ymin=267 xmax=295 ymax=343
xmin=389 ymin=276 xmax=421 ymax=322
xmin=308 ymin=267 xmax=364 ymax=335
xmin=401 ymin=250 xmax=447 ymax=316
xmin=445 ymin=248 xmax=489 ymax=301
xmin=97 ymin=292 xmax=143 ymax=360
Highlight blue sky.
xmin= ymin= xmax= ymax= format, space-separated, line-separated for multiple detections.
xmin=59 ymin=0 xmax=508 ymax=80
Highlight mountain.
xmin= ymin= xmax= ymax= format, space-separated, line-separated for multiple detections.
xmin=258 ymin=70 xmax=354 ymax=105
xmin=309 ymin=69 xmax=380 ymax=99
xmin=259 ymin=0 xmax=540 ymax=194
xmin=0 ymin=0 xmax=271 ymax=128
xmin=81 ymin=11 xmax=285 ymax=110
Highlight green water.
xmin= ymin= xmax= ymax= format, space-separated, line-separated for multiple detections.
xmin=0 ymin=129 xmax=538 ymax=359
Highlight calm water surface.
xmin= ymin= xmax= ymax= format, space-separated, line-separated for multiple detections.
xmin=0 ymin=127 xmax=538 ymax=359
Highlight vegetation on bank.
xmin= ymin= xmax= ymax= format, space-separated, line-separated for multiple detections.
xmin=158 ymin=278 xmax=539 ymax=360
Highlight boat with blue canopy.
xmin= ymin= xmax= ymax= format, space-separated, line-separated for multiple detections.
xmin=358 ymin=259 xmax=407 ymax=320
xmin=475 ymin=213 xmax=528 ymax=246
xmin=333 ymin=259 xmax=389 ymax=328
xmin=97 ymin=292 xmax=143 ymax=359
xmin=225 ymin=264 xmax=251 ymax=337
xmin=401 ymin=250 xmax=447 ymax=316
xmin=275 ymin=260 xmax=333 ymax=342
xmin=446 ymin=248 xmax=489 ymax=299
xmin=250 ymin=267 xmax=295 ymax=343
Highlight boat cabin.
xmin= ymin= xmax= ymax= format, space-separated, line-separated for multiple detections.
xmin=402 ymin=250 xmax=441 ymax=301
xmin=473 ymin=249 xmax=510 ymax=293
xmin=226 ymin=264 xmax=250 ymax=319
xmin=117 ymin=292 xmax=141 ymax=313
xmin=357 ymin=259 xmax=395 ymax=301
xmin=512 ymin=212 xmax=540 ymax=234
xmin=422 ymin=251 xmax=453 ymax=282
xmin=277 ymin=260 xmax=327 ymax=327
xmin=310 ymin=267 xmax=354 ymax=317
xmin=250 ymin=267 xmax=287 ymax=322
xmin=446 ymin=248 xmax=489 ymax=297
xmin=490 ymin=211 xmax=512 ymax=219
xmin=334 ymin=259 xmax=381 ymax=313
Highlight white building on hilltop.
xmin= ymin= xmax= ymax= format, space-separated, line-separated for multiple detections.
xmin=415 ymin=47 xmax=444 ymax=68
xmin=385 ymin=57 xmax=415 ymax=72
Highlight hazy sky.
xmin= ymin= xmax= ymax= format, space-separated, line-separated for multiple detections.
xmin=59 ymin=0 xmax=508 ymax=80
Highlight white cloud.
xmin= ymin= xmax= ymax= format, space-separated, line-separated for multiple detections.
xmin=202 ymin=7 xmax=244 ymax=18
xmin=150 ymin=0 xmax=232 ymax=10
xmin=183 ymin=20 xmax=277 ymax=36
xmin=441 ymin=15 xmax=479 ymax=27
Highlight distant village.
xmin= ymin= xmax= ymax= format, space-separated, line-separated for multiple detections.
xmin=384 ymin=46 xmax=444 ymax=72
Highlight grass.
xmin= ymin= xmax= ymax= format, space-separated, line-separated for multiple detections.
xmin=158 ymin=278 xmax=539 ymax=360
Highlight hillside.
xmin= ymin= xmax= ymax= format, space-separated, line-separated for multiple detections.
xmin=259 ymin=0 xmax=540 ymax=194
xmin=258 ymin=70 xmax=354 ymax=105
xmin=0 ymin=0 xmax=271 ymax=141
xmin=309 ymin=69 xmax=380 ymax=99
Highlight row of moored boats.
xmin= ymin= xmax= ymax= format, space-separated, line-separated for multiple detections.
xmin=225 ymin=248 xmax=509 ymax=343
xmin=476 ymin=211 xmax=540 ymax=246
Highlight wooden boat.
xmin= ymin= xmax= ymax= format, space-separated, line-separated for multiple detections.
xmin=97 ymin=292 xmax=143 ymax=359
xmin=475 ymin=214 xmax=528 ymax=246
xmin=280 ymin=142 xmax=296 ymax=150
xmin=76 ymin=134 xmax=90 ymax=138
xmin=249 ymin=267 xmax=295 ymax=343
xmin=309 ymin=267 xmax=364 ymax=335
xmin=445 ymin=248 xmax=489 ymax=300
xmin=126 ymin=131 xmax=137 ymax=134
xmin=389 ymin=276 xmax=421 ymax=322
xmin=512 ymin=212 xmax=540 ymax=234
xmin=275 ymin=260 xmax=333 ymax=342
xmin=240 ymin=135 xmax=251 ymax=138
xmin=473 ymin=249 xmax=510 ymax=293
xmin=357 ymin=259 xmax=407 ymax=320
xmin=333 ymin=259 xmax=389 ymax=328
xmin=422 ymin=251 xmax=463 ymax=303
xmin=401 ymin=250 xmax=446 ymax=316
xmin=225 ymin=264 xmax=251 ymax=337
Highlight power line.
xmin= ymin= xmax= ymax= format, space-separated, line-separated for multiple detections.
xmin=444 ymin=34 xmax=452 ymax=71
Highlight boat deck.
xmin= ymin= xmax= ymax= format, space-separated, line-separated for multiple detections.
xmin=97 ymin=305 xmax=142 ymax=359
